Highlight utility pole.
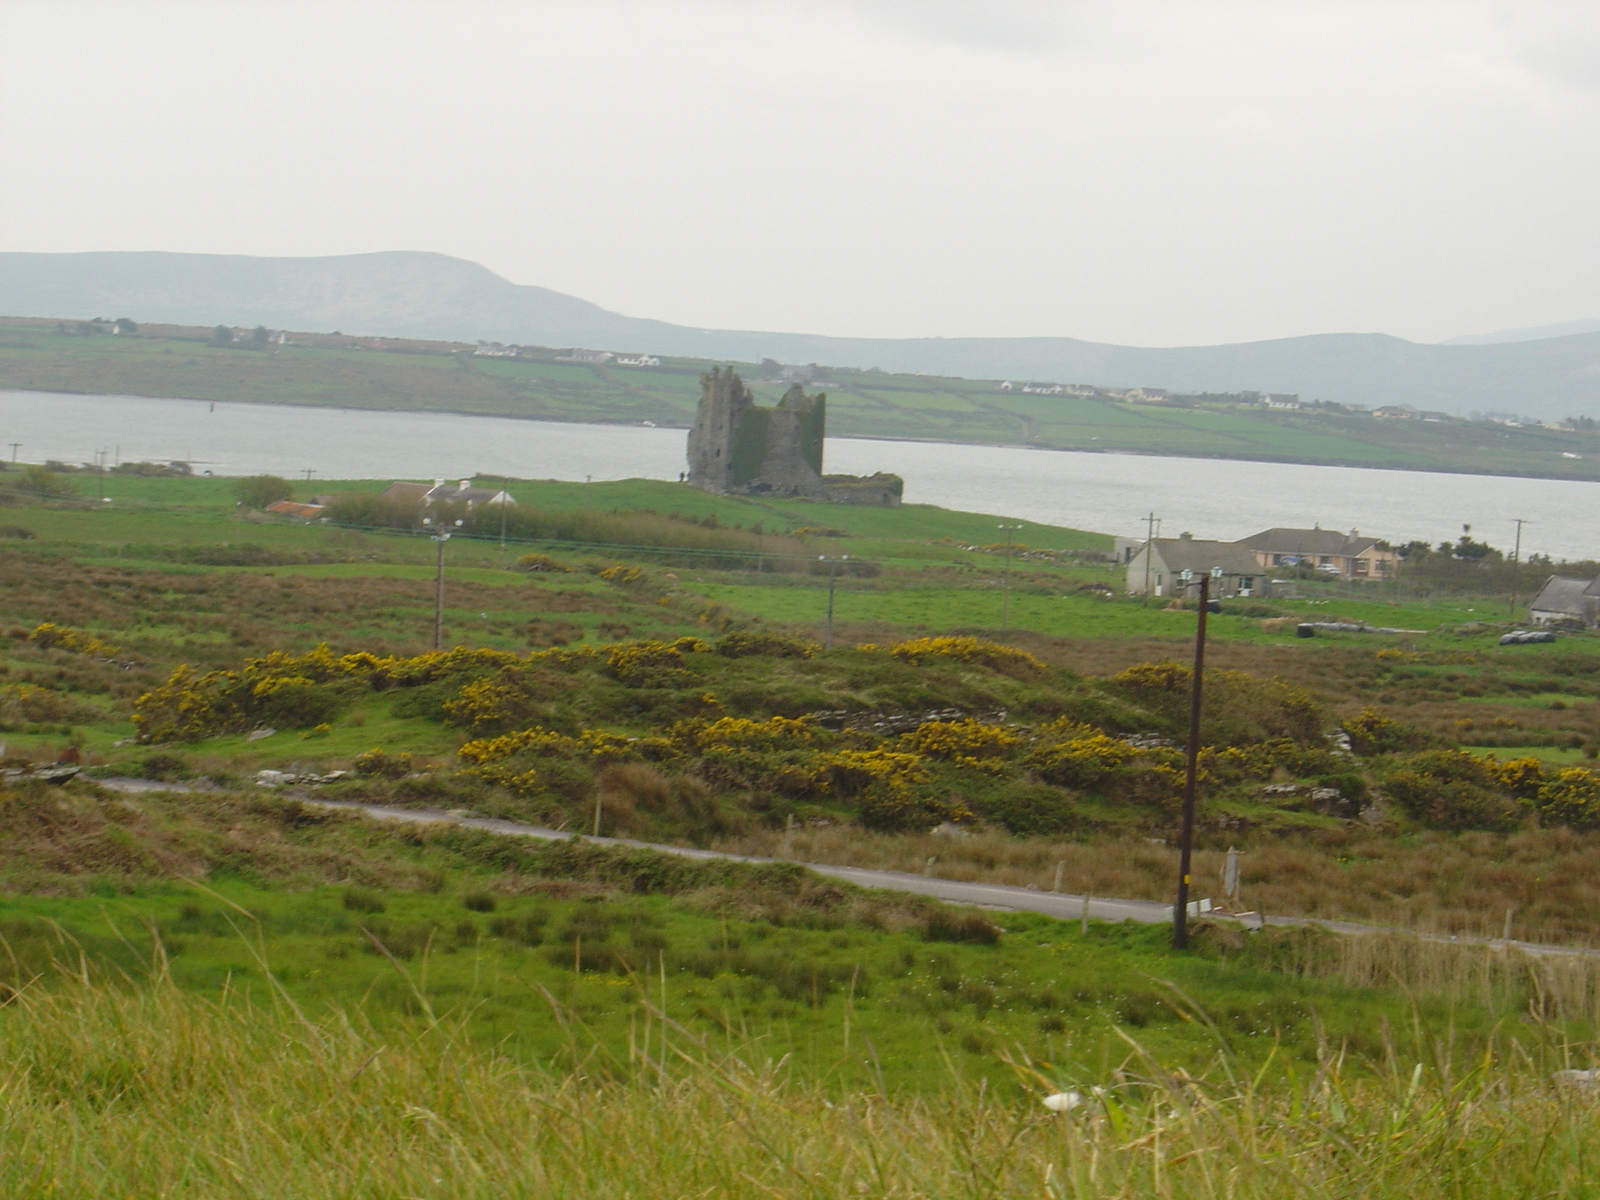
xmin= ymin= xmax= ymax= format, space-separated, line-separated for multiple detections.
xmin=819 ymin=555 xmax=848 ymax=649
xmin=498 ymin=496 xmax=508 ymax=553
xmin=1508 ymin=518 xmax=1527 ymax=619
xmin=999 ymin=524 xmax=1023 ymax=629
xmin=8 ymin=443 xmax=20 ymax=464
xmin=302 ymin=468 xmax=316 ymax=483
xmin=1141 ymin=512 xmax=1157 ymax=604
xmin=1173 ymin=574 xmax=1211 ymax=951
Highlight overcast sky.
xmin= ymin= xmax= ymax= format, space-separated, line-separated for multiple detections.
xmin=1 ymin=0 xmax=1597 ymax=347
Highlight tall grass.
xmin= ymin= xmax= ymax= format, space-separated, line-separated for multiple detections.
xmin=2 ymin=965 xmax=1600 ymax=1198
xmin=721 ymin=825 xmax=1600 ymax=944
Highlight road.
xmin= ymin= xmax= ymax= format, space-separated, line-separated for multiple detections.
xmin=304 ymin=797 xmax=1368 ymax=932
xmin=102 ymin=781 xmax=1576 ymax=955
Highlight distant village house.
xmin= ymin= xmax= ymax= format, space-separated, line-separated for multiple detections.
xmin=1124 ymin=534 xmax=1263 ymax=599
xmin=1235 ymin=526 xmax=1397 ymax=581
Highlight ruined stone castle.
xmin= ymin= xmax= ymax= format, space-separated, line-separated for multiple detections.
xmin=686 ymin=368 xmax=902 ymax=506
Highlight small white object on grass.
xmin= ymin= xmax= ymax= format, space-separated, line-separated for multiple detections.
xmin=1042 ymin=1091 xmax=1083 ymax=1112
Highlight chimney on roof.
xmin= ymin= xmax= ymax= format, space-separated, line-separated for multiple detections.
xmin=459 ymin=479 xmax=470 ymax=490
xmin=433 ymin=478 xmax=445 ymax=489
xmin=1179 ymin=531 xmax=1193 ymax=540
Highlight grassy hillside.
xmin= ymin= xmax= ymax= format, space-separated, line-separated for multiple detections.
xmin=6 ymin=317 xmax=1600 ymax=478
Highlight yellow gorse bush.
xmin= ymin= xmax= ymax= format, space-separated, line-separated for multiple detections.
xmin=684 ymin=716 xmax=814 ymax=753
xmin=132 ymin=640 xmax=618 ymax=742
xmin=1024 ymin=730 xmax=1141 ymax=788
xmin=28 ymin=622 xmax=118 ymax=657
xmin=899 ymin=718 xmax=1021 ymax=760
xmin=604 ymin=639 xmax=709 ymax=687
xmin=885 ymin=636 xmax=1044 ymax=673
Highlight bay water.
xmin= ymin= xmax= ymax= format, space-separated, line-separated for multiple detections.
xmin=1 ymin=389 xmax=1591 ymax=562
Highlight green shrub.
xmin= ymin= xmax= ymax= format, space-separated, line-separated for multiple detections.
xmin=489 ymin=911 xmax=548 ymax=945
xmin=352 ymin=749 xmax=414 ymax=779
xmin=17 ymin=465 xmax=76 ymax=498
xmin=233 ymin=475 xmax=293 ymax=510
xmin=716 ymin=631 xmax=817 ymax=659
xmin=1345 ymin=707 xmax=1427 ymax=755
xmin=340 ymin=888 xmax=387 ymax=915
xmin=140 ymin=752 xmax=190 ymax=782
xmin=922 ymin=911 xmax=1001 ymax=945
xmin=974 ymin=783 xmax=1088 ymax=837
xmin=1383 ymin=751 xmax=1523 ymax=832
xmin=1113 ymin=662 xmax=1324 ymax=746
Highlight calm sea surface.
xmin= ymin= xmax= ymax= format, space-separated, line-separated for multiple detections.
xmin=2 ymin=389 xmax=1592 ymax=561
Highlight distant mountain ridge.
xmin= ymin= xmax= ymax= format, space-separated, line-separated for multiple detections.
xmin=1441 ymin=319 xmax=1600 ymax=346
xmin=2 ymin=249 xmax=1598 ymax=420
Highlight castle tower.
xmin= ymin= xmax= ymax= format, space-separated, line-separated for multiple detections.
xmin=686 ymin=369 xmax=825 ymax=498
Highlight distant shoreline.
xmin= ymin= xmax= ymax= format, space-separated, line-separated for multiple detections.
xmin=8 ymin=385 xmax=1599 ymax=486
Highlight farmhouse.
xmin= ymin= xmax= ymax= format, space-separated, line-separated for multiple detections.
xmin=1124 ymin=534 xmax=1264 ymax=599
xmin=1236 ymin=526 xmax=1397 ymax=581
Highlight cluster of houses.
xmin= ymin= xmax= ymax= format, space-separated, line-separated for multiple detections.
xmin=1118 ymin=526 xmax=1401 ymax=599
xmin=471 ymin=344 xmax=662 ymax=367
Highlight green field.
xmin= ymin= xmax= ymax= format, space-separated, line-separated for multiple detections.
xmin=7 ymin=317 xmax=1600 ymax=478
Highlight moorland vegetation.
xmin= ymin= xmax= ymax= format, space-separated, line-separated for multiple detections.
xmin=4 ymin=467 xmax=1600 ymax=1191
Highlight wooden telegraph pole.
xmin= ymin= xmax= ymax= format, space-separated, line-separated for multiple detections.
xmin=1173 ymin=573 xmax=1211 ymax=950
xmin=1508 ymin=518 xmax=1527 ymax=619
xmin=820 ymin=555 xmax=849 ymax=649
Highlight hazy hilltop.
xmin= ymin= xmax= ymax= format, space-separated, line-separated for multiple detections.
xmin=3 ymin=249 xmax=1599 ymax=420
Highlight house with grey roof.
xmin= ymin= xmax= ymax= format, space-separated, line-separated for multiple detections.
xmin=1236 ymin=526 xmax=1398 ymax=581
xmin=1125 ymin=534 xmax=1266 ymax=599
xmin=1528 ymin=575 xmax=1598 ymax=626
